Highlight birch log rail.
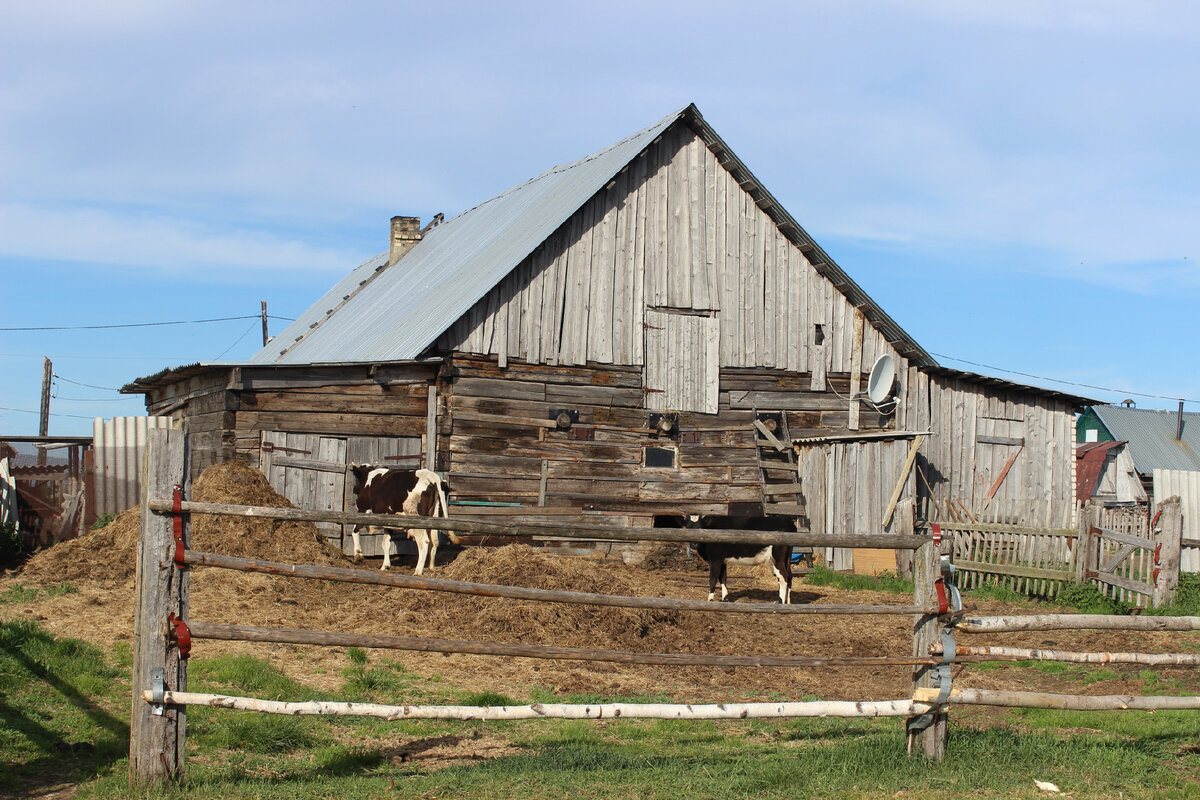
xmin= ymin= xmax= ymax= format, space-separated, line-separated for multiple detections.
xmin=145 ymin=691 xmax=931 ymax=721
xmin=955 ymin=614 xmax=1200 ymax=633
xmin=932 ymin=645 xmax=1200 ymax=667
xmin=912 ymin=687 xmax=1200 ymax=712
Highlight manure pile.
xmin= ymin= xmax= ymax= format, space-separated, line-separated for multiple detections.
xmin=16 ymin=462 xmax=348 ymax=587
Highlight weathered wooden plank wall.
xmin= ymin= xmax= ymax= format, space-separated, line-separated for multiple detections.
xmin=145 ymin=367 xmax=435 ymax=481
xmin=446 ymin=356 xmax=890 ymax=519
xmin=440 ymin=124 xmax=901 ymax=377
xmin=897 ymin=365 xmax=1077 ymax=530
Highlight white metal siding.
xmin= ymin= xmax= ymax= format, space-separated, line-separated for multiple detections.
xmin=92 ymin=416 xmax=174 ymax=516
xmin=1153 ymin=468 xmax=1200 ymax=572
xmin=0 ymin=457 xmax=16 ymax=528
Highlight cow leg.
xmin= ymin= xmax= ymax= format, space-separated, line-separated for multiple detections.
xmin=707 ymin=561 xmax=721 ymax=602
xmin=718 ymin=562 xmax=730 ymax=601
xmin=772 ymin=547 xmax=793 ymax=604
xmin=351 ymin=525 xmax=364 ymax=559
xmin=380 ymin=530 xmax=394 ymax=571
xmin=427 ymin=529 xmax=439 ymax=571
xmin=413 ymin=530 xmax=431 ymax=575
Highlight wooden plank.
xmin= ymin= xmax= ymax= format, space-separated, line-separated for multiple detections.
xmin=954 ymin=560 xmax=1076 ymax=581
xmin=848 ymin=310 xmax=864 ymax=431
xmin=1090 ymin=571 xmax=1154 ymax=596
xmin=976 ymin=434 xmax=1025 ymax=447
xmin=754 ymin=419 xmax=787 ymax=452
xmin=453 ymin=409 xmax=558 ymax=429
xmin=1092 ymin=527 xmax=1155 ymax=549
xmin=236 ymin=411 xmax=425 ymax=438
xmin=881 ymin=435 xmax=924 ymax=528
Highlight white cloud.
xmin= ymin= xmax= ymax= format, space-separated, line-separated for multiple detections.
xmin=0 ymin=203 xmax=365 ymax=277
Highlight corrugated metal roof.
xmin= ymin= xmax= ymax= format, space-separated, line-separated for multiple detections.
xmin=1092 ymin=405 xmax=1200 ymax=474
xmin=249 ymin=108 xmax=685 ymax=365
xmin=926 ymin=365 xmax=1099 ymax=408
xmin=247 ymin=104 xmax=941 ymax=369
xmin=130 ymin=103 xmax=1092 ymax=408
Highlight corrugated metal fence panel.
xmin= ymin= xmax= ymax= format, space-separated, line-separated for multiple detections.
xmin=1154 ymin=468 xmax=1200 ymax=573
xmin=0 ymin=457 xmax=16 ymax=527
xmin=92 ymin=416 xmax=173 ymax=517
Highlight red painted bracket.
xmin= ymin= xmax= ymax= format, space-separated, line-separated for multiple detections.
xmin=171 ymin=484 xmax=186 ymax=568
xmin=934 ymin=577 xmax=949 ymax=615
xmin=931 ymin=523 xmax=942 ymax=547
xmin=167 ymin=612 xmax=192 ymax=660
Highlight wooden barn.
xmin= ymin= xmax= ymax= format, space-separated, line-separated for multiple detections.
xmin=123 ymin=104 xmax=1092 ymax=572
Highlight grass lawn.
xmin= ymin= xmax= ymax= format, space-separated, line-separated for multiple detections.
xmin=2 ymin=617 xmax=1198 ymax=800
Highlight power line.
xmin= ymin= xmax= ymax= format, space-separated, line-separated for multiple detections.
xmin=53 ymin=375 xmax=122 ymax=392
xmin=930 ymin=352 xmax=1199 ymax=405
xmin=0 ymin=314 xmax=294 ymax=332
xmin=0 ymin=404 xmax=98 ymax=421
xmin=213 ymin=320 xmax=259 ymax=360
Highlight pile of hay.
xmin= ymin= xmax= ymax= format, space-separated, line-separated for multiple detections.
xmin=16 ymin=462 xmax=345 ymax=587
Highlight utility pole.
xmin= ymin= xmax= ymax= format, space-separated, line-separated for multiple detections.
xmin=38 ymin=357 xmax=51 ymax=465
xmin=261 ymin=300 xmax=269 ymax=346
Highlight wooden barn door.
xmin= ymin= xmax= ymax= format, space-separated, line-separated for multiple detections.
xmin=643 ymin=308 xmax=719 ymax=414
xmin=259 ymin=431 xmax=422 ymax=555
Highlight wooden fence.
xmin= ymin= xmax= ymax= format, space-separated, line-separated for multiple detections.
xmin=939 ymin=501 xmax=1184 ymax=608
xmin=130 ymin=430 xmax=1200 ymax=787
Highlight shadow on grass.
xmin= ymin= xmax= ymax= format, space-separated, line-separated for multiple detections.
xmin=0 ymin=623 xmax=129 ymax=795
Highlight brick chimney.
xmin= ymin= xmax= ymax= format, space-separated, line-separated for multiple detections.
xmin=388 ymin=216 xmax=422 ymax=265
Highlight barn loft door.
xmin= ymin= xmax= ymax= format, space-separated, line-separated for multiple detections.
xmin=643 ymin=308 xmax=719 ymax=414
xmin=259 ymin=431 xmax=422 ymax=555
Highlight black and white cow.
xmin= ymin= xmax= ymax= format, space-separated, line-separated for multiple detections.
xmin=348 ymin=465 xmax=452 ymax=574
xmin=685 ymin=515 xmax=794 ymax=604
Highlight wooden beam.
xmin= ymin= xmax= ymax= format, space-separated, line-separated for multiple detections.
xmin=881 ymin=434 xmax=923 ymax=528
xmin=130 ymin=429 xmax=188 ymax=786
xmin=152 ymin=498 xmax=931 ymax=549
xmin=979 ymin=445 xmax=1022 ymax=512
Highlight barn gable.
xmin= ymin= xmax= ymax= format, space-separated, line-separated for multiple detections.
xmin=440 ymin=120 xmax=908 ymax=383
xmin=251 ymin=105 xmax=931 ymax=379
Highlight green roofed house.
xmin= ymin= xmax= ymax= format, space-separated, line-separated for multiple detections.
xmin=123 ymin=104 xmax=1098 ymax=574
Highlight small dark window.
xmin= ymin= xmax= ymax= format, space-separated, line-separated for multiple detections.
xmin=813 ymin=324 xmax=825 ymax=345
xmin=644 ymin=446 xmax=676 ymax=468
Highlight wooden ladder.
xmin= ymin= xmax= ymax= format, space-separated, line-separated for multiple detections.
xmin=752 ymin=410 xmax=806 ymax=518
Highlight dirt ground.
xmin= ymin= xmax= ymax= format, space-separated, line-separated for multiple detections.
xmin=4 ymin=462 xmax=1197 ymax=705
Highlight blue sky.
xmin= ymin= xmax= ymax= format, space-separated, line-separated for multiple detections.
xmin=2 ymin=1 xmax=1197 ymax=437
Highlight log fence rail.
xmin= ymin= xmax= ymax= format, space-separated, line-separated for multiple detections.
xmin=130 ymin=430 xmax=1200 ymax=788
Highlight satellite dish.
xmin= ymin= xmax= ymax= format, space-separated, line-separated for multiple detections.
xmin=866 ymin=354 xmax=896 ymax=405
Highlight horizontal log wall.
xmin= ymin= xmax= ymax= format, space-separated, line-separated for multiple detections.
xmin=147 ymin=365 xmax=438 ymax=480
xmin=446 ymin=355 xmax=892 ymax=517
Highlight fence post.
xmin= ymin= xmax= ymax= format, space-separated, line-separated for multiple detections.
xmin=129 ymin=429 xmax=188 ymax=786
xmin=908 ymin=536 xmax=947 ymax=760
xmin=1152 ymin=497 xmax=1182 ymax=608
xmin=1075 ymin=501 xmax=1099 ymax=586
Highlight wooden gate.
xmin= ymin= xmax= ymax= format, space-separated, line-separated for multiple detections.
xmin=1079 ymin=500 xmax=1183 ymax=608
xmin=258 ymin=431 xmax=422 ymax=555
